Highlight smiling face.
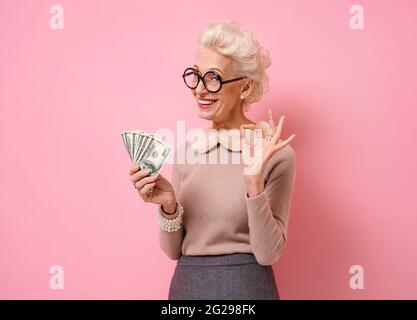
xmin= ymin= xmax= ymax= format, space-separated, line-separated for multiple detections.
xmin=191 ymin=47 xmax=249 ymax=127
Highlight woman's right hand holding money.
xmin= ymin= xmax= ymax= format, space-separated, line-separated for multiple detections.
xmin=129 ymin=165 xmax=177 ymax=214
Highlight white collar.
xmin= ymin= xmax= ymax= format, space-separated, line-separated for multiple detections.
xmin=189 ymin=121 xmax=270 ymax=154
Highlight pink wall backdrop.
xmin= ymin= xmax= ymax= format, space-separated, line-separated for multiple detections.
xmin=1 ymin=0 xmax=416 ymax=299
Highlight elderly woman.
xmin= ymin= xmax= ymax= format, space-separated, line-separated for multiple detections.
xmin=129 ymin=21 xmax=297 ymax=300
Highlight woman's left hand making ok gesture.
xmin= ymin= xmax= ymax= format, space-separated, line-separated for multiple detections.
xmin=240 ymin=109 xmax=297 ymax=179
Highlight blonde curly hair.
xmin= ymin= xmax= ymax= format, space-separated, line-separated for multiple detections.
xmin=196 ymin=21 xmax=271 ymax=112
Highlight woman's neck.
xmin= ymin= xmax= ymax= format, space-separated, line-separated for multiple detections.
xmin=210 ymin=107 xmax=256 ymax=130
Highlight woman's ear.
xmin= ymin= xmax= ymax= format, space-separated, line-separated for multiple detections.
xmin=241 ymin=78 xmax=254 ymax=98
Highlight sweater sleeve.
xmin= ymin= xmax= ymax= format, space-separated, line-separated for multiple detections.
xmin=244 ymin=147 xmax=297 ymax=266
xmin=158 ymin=155 xmax=185 ymax=261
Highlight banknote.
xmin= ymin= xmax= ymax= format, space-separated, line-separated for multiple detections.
xmin=121 ymin=131 xmax=171 ymax=177
xmin=139 ymin=136 xmax=171 ymax=177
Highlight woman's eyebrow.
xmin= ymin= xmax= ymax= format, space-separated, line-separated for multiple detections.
xmin=193 ymin=65 xmax=223 ymax=74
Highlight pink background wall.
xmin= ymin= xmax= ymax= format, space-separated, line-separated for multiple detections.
xmin=1 ymin=0 xmax=416 ymax=299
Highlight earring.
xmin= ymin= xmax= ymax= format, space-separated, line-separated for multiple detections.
xmin=240 ymin=94 xmax=244 ymax=99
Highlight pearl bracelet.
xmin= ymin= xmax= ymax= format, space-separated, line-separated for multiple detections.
xmin=158 ymin=202 xmax=184 ymax=232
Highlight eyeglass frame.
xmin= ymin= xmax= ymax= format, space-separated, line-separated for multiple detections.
xmin=182 ymin=67 xmax=247 ymax=93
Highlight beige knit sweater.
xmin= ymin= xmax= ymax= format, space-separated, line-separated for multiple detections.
xmin=158 ymin=134 xmax=297 ymax=266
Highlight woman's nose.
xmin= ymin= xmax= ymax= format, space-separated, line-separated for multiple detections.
xmin=194 ymin=79 xmax=208 ymax=95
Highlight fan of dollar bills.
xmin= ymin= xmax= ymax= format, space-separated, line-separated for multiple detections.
xmin=121 ymin=131 xmax=171 ymax=177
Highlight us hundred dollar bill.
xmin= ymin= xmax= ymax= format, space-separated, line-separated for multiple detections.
xmin=138 ymin=137 xmax=171 ymax=177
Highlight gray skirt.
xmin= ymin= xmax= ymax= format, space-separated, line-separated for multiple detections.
xmin=168 ymin=253 xmax=280 ymax=300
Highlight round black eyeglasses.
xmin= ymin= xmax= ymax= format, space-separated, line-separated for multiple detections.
xmin=182 ymin=67 xmax=247 ymax=93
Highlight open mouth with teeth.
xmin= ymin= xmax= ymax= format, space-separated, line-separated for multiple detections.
xmin=198 ymin=99 xmax=218 ymax=108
